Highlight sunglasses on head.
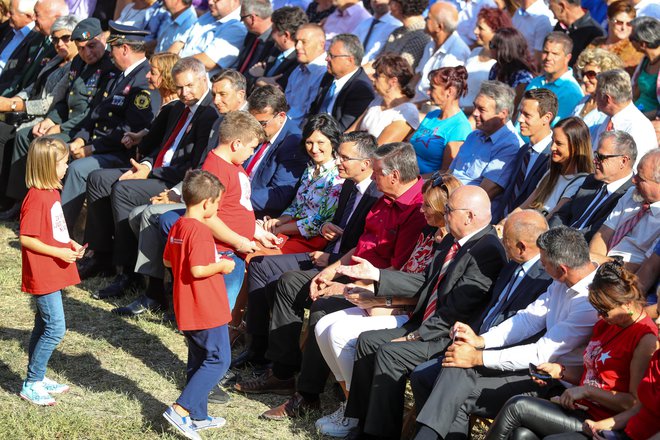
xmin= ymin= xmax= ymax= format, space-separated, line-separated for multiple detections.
xmin=430 ymin=172 xmax=450 ymax=194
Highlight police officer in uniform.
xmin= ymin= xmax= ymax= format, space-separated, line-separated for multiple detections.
xmin=2 ymin=17 xmax=118 ymax=218
xmin=61 ymin=20 xmax=159 ymax=229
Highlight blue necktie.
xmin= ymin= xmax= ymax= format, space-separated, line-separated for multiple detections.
xmin=320 ymin=81 xmax=337 ymax=114
xmin=480 ymin=265 xmax=524 ymax=333
xmin=266 ymin=52 xmax=286 ymax=76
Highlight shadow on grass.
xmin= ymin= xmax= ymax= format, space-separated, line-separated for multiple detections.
xmin=6 ymin=237 xmax=19 ymax=250
xmin=0 ymin=326 xmax=170 ymax=432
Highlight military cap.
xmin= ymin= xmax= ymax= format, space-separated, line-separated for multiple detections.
xmin=107 ymin=20 xmax=149 ymax=45
xmin=72 ymin=18 xmax=103 ymax=42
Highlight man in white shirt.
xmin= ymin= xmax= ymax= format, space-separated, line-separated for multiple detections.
xmin=512 ymin=0 xmax=556 ymax=64
xmin=284 ymin=23 xmax=327 ymax=127
xmin=590 ymin=149 xmax=660 ymax=272
xmin=322 ymin=0 xmax=372 ymax=45
xmin=591 ymin=69 xmax=657 ymax=170
xmin=353 ymin=0 xmax=401 ymax=64
xmin=414 ymin=1 xmax=470 ymax=102
xmin=412 ymin=225 xmax=598 ymax=440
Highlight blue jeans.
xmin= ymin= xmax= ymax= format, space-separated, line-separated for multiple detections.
xmin=159 ymin=209 xmax=245 ymax=309
xmin=27 ymin=291 xmax=66 ymax=382
xmin=177 ymin=324 xmax=231 ymax=419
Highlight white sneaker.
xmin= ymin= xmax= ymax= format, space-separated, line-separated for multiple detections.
xmin=315 ymin=402 xmax=345 ymax=430
xmin=319 ymin=416 xmax=359 ymax=437
xmin=19 ymin=381 xmax=56 ymax=406
xmin=41 ymin=377 xmax=70 ymax=394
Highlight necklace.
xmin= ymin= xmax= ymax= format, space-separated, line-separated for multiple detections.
xmin=587 ymin=311 xmax=645 ymax=364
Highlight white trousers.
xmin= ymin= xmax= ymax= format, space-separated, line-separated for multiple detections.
xmin=314 ymin=307 xmax=409 ymax=390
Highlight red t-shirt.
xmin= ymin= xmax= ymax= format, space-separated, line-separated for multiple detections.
xmin=578 ymin=316 xmax=658 ymax=420
xmin=20 ymin=188 xmax=80 ymax=295
xmin=354 ymin=177 xmax=426 ymax=269
xmin=163 ymin=217 xmax=231 ymax=331
xmin=625 ymin=349 xmax=660 ymax=440
xmin=201 ymin=151 xmax=256 ymax=252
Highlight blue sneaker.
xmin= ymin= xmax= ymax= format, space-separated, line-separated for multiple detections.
xmin=19 ymin=381 xmax=56 ymax=406
xmin=42 ymin=377 xmax=70 ymax=394
xmin=192 ymin=415 xmax=226 ymax=431
xmin=163 ymin=406 xmax=201 ymax=440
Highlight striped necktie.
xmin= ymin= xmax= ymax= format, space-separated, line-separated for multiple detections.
xmin=422 ymin=241 xmax=460 ymax=321
xmin=608 ymin=203 xmax=650 ymax=248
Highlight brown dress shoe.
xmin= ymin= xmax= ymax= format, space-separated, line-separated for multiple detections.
xmin=260 ymin=392 xmax=321 ymax=420
xmin=233 ymin=369 xmax=295 ymax=395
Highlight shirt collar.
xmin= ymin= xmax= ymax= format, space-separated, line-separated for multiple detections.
xmin=437 ymin=31 xmax=461 ymax=54
xmin=268 ymin=116 xmax=287 ymax=145
xmin=390 ymin=177 xmax=424 ymax=210
xmin=604 ymin=172 xmax=633 ymax=195
xmin=457 ymin=224 xmax=488 ymax=247
xmin=123 ymin=57 xmax=147 ymax=77
xmin=188 ymin=88 xmax=209 ymax=115
xmin=174 ymin=6 xmax=195 ymax=25
xmin=308 ymin=51 xmax=327 ymax=67
xmin=567 ymin=267 xmax=597 ymax=297
xmin=520 ymin=253 xmax=541 ymax=274
xmin=15 ymin=21 xmax=35 ymax=37
xmin=610 ymin=101 xmax=637 ymax=125
xmin=650 ymin=200 xmax=660 ymax=217
xmin=220 ymin=6 xmax=241 ymax=23
xmin=282 ymin=46 xmax=296 ymax=58
xmin=481 ymin=120 xmax=516 ymax=144
xmin=543 ymin=68 xmax=575 ymax=85
xmin=333 ymin=67 xmax=359 ymax=88
xmin=531 ymin=132 xmax=553 ymax=153
xmin=354 ymin=175 xmax=373 ymax=194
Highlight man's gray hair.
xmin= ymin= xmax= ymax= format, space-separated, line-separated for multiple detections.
xmin=372 ymin=142 xmax=419 ymax=183
xmin=242 ymin=0 xmax=273 ymax=19
xmin=597 ymin=130 xmax=637 ymax=164
xmin=544 ymin=31 xmax=574 ymax=56
xmin=478 ymin=80 xmax=515 ymax=119
xmin=432 ymin=2 xmax=458 ymax=33
xmin=537 ymin=226 xmax=591 ymax=269
xmin=638 ymin=149 xmax=660 ymax=182
xmin=341 ymin=131 xmax=377 ymax=160
xmin=596 ymin=69 xmax=632 ymax=104
xmin=17 ymin=0 xmax=37 ymax=14
xmin=51 ymin=14 xmax=80 ymax=33
xmin=211 ymin=69 xmax=247 ymax=92
xmin=172 ymin=57 xmax=207 ymax=79
xmin=331 ymin=34 xmax=364 ymax=66
xmin=631 ymin=16 xmax=660 ymax=49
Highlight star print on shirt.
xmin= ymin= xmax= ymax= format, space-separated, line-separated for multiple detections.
xmin=598 ymin=351 xmax=612 ymax=364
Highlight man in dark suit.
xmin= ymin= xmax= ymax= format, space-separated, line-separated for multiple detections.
xmin=409 ymin=209 xmax=552 ymax=429
xmin=245 ymin=84 xmax=307 ymax=218
xmin=495 ymin=89 xmax=557 ymax=223
xmin=1 ymin=17 xmax=118 ymax=219
xmin=549 ymin=130 xmax=635 ymax=241
xmin=234 ymin=142 xmax=427 ymax=413
xmin=333 ymin=185 xmax=506 ymax=440
xmin=79 ymin=57 xmax=218 ymax=298
xmin=248 ymin=6 xmax=306 ymax=92
xmin=308 ymin=34 xmax=375 ymax=131
xmin=236 ymin=0 xmax=275 ymax=77
xmin=411 ymin=226 xmax=598 ymax=440
xmin=60 ymin=21 xmax=159 ymax=229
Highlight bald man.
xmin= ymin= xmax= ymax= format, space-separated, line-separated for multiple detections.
xmin=336 ymin=185 xmax=507 ymax=440
xmin=410 ymin=210 xmax=553 ymax=439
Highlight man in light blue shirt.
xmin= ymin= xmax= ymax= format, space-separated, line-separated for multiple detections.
xmin=524 ymin=31 xmax=583 ymax=122
xmin=0 ymin=0 xmax=36 ymax=73
xmin=450 ymin=80 xmax=524 ymax=216
xmin=153 ymin=0 xmax=197 ymax=53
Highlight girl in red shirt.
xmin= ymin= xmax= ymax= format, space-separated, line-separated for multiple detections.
xmin=18 ymin=137 xmax=84 ymax=406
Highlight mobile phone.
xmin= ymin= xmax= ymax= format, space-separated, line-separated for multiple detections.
xmin=529 ymin=363 xmax=552 ymax=380
xmin=275 ymin=233 xmax=289 ymax=249
xmin=597 ymin=430 xmax=623 ymax=440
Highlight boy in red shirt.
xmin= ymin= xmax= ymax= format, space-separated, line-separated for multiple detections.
xmin=162 ymin=170 xmax=235 ymax=439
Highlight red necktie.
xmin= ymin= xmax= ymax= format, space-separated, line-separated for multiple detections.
xmin=239 ymin=37 xmax=260 ymax=73
xmin=245 ymin=141 xmax=270 ymax=176
xmin=605 ymin=118 xmax=614 ymax=132
xmin=154 ymin=106 xmax=191 ymax=168
xmin=608 ymin=203 xmax=650 ymax=248
xmin=422 ymin=241 xmax=460 ymax=321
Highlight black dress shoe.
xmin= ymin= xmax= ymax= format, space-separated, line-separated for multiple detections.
xmin=92 ymin=273 xmax=144 ymax=300
xmin=0 ymin=202 xmax=20 ymax=221
xmin=208 ymin=385 xmax=231 ymax=404
xmin=77 ymin=255 xmax=115 ymax=280
xmin=219 ymin=369 xmax=239 ymax=387
xmin=112 ymin=295 xmax=162 ymax=316
xmin=230 ymin=349 xmax=269 ymax=370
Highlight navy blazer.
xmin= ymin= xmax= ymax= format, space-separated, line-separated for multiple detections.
xmin=308 ymin=67 xmax=375 ymax=131
xmin=0 ymin=29 xmax=48 ymax=97
xmin=494 ymin=141 xmax=551 ymax=223
xmin=246 ymin=117 xmax=307 ymax=218
xmin=549 ymin=174 xmax=634 ymax=242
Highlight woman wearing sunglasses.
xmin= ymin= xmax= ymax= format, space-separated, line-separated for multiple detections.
xmin=572 ymin=48 xmax=624 ymax=129
xmin=484 ymin=259 xmax=658 ymax=440
xmin=312 ymin=173 xmax=461 ymax=437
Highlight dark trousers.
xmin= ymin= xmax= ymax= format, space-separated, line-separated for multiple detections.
xmin=0 ymin=121 xmax=16 ymax=202
xmin=178 ymin=324 xmax=231 ymax=420
xmin=84 ymin=168 xmax=170 ymax=268
xmin=413 ymin=365 xmax=542 ymax=440
xmin=344 ymin=327 xmax=447 ymax=439
xmin=246 ymin=253 xmax=315 ymax=337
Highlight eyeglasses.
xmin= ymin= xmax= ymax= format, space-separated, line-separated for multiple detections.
xmin=593 ymin=306 xmax=610 ymax=318
xmin=337 ymin=154 xmax=365 ymax=162
xmin=257 ymin=115 xmax=277 ymax=127
xmin=582 ymin=70 xmax=599 ymax=80
xmin=52 ymin=34 xmax=72 ymax=45
xmin=240 ymin=13 xmax=253 ymax=22
xmin=444 ymin=203 xmax=471 ymax=215
xmin=326 ymin=52 xmax=352 ymax=60
xmin=610 ymin=18 xmax=633 ymax=28
xmin=594 ymin=151 xmax=625 ymax=163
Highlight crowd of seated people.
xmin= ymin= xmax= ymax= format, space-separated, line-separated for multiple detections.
xmin=1 ymin=0 xmax=659 ymax=439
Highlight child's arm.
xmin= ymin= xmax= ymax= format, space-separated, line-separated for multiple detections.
xmin=205 ymin=215 xmax=258 ymax=253
xmin=163 ymin=258 xmax=171 ymax=268
xmin=20 ymin=235 xmax=80 ymax=264
xmin=190 ymin=259 xmax=236 ymax=279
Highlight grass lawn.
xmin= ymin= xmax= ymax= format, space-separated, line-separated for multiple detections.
xmin=0 ymin=220 xmax=329 ymax=440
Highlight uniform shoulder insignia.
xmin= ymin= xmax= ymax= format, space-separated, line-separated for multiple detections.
xmin=134 ymin=90 xmax=151 ymax=110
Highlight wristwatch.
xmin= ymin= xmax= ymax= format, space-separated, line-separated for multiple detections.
xmin=385 ymin=296 xmax=392 ymax=307
xmin=10 ymin=100 xmax=17 ymax=111
xmin=406 ymin=331 xmax=419 ymax=341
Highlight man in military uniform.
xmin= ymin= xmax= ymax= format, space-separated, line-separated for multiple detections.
xmin=60 ymin=20 xmax=159 ymax=229
xmin=1 ymin=17 xmax=117 ymax=219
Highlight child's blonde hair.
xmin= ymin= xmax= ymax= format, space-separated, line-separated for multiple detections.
xmin=25 ymin=137 xmax=68 ymax=190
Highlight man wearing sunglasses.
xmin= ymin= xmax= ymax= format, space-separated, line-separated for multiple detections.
xmin=591 ymin=69 xmax=657 ymax=170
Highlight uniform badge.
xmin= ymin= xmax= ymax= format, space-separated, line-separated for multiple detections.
xmin=123 ymin=85 xmax=131 ymax=95
xmin=134 ymin=91 xmax=151 ymax=110
xmin=112 ymin=95 xmax=125 ymax=106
